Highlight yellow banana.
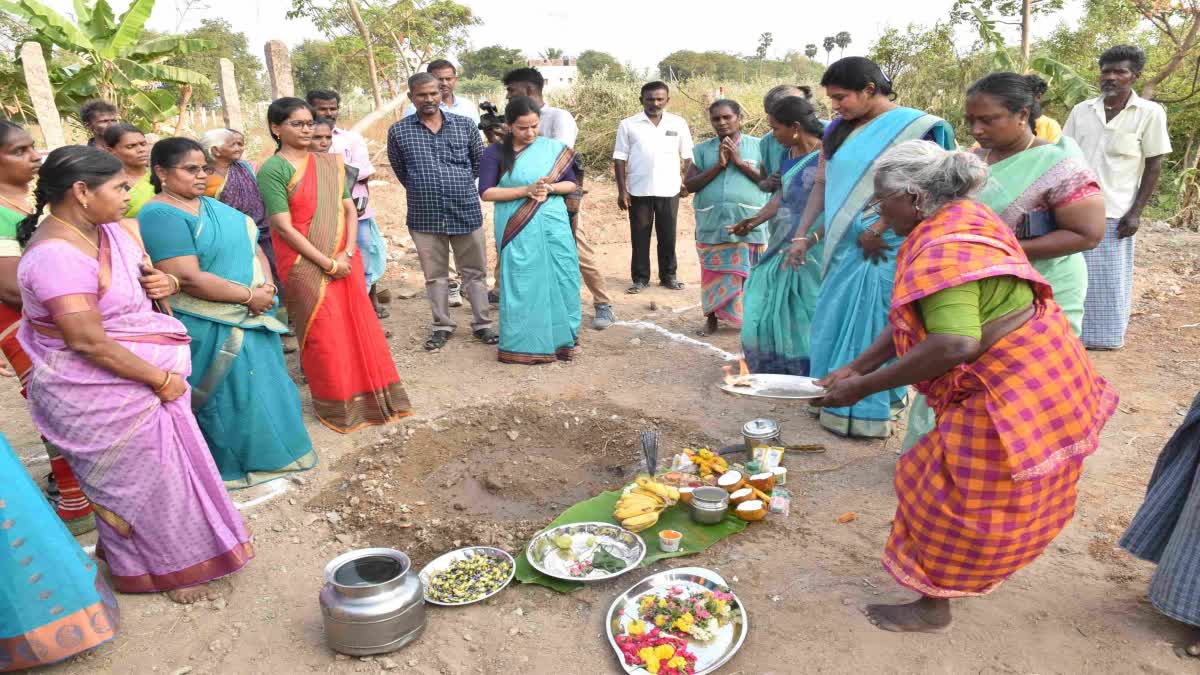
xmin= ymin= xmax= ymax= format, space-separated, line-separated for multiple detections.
xmin=622 ymin=511 xmax=660 ymax=533
xmin=664 ymin=486 xmax=680 ymax=501
xmin=614 ymin=503 xmax=660 ymax=520
xmin=636 ymin=477 xmax=672 ymax=500
xmin=630 ymin=488 xmax=666 ymax=503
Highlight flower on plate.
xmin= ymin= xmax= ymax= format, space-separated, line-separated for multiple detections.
xmin=626 ymin=620 xmax=647 ymax=636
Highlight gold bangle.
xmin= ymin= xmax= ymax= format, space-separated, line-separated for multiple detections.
xmin=166 ymin=274 xmax=181 ymax=294
xmin=241 ymin=285 xmax=253 ymax=305
xmin=327 ymin=259 xmax=339 ymax=275
xmin=154 ymin=371 xmax=172 ymax=393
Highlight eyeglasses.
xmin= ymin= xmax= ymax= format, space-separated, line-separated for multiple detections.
xmin=176 ymin=164 xmax=216 ymax=176
xmin=864 ymin=191 xmax=904 ymax=215
xmin=284 ymin=121 xmax=316 ymax=129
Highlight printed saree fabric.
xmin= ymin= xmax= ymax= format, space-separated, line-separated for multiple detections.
xmin=16 ymin=221 xmax=253 ymax=593
xmin=266 ymin=152 xmax=411 ymax=430
xmin=883 ymin=200 xmax=1117 ymax=597
xmin=494 ymin=137 xmax=581 ymax=364
xmin=0 ymin=432 xmax=119 ymax=671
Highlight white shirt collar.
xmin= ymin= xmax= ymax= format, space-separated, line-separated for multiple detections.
xmin=1089 ymin=89 xmax=1144 ymax=111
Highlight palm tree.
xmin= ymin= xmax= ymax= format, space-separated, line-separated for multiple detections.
xmin=805 ymin=44 xmax=818 ymax=60
xmin=835 ymin=31 xmax=852 ymax=59
xmin=822 ymin=36 xmax=836 ymax=65
xmin=540 ymin=47 xmax=565 ymax=61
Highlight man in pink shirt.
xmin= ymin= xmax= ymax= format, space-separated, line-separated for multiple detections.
xmin=308 ymin=89 xmax=391 ymax=318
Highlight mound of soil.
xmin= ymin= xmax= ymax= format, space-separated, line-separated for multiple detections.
xmin=310 ymin=399 xmax=721 ymax=564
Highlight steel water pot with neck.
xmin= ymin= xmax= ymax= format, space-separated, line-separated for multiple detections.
xmin=742 ymin=418 xmax=781 ymax=452
xmin=320 ymin=548 xmax=426 ymax=656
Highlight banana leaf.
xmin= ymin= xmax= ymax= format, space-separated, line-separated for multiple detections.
xmin=88 ymin=0 xmax=115 ymax=36
xmin=12 ymin=0 xmax=95 ymax=51
xmin=514 ymin=489 xmax=748 ymax=593
xmin=128 ymin=37 xmax=211 ymax=60
xmin=100 ymin=0 xmax=152 ymax=58
xmin=116 ymin=58 xmax=209 ymax=86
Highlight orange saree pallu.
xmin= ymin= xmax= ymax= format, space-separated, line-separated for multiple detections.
xmin=273 ymin=153 xmax=411 ymax=433
xmin=0 ymin=302 xmax=95 ymax=532
xmin=883 ymin=200 xmax=1118 ymax=598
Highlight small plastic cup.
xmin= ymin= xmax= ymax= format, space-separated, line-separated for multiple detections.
xmin=771 ymin=466 xmax=787 ymax=486
xmin=658 ymin=529 xmax=682 ymax=553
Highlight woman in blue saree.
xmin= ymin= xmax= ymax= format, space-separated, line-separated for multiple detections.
xmin=731 ymin=95 xmax=826 ymax=375
xmin=1 ymin=431 xmax=119 ymax=670
xmin=786 ymin=57 xmax=956 ymax=438
xmin=480 ymin=97 xmax=581 ymax=364
xmin=139 ymin=138 xmax=315 ymax=488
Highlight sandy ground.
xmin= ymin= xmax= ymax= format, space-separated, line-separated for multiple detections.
xmin=5 ymin=174 xmax=1200 ymax=675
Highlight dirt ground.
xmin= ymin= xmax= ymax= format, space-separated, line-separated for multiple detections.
xmin=6 ymin=173 xmax=1200 ymax=675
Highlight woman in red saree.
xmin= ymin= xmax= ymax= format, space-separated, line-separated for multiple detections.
xmin=256 ymin=98 xmax=411 ymax=432
xmin=814 ymin=141 xmax=1117 ymax=632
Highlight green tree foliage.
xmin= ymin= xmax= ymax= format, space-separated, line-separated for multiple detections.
xmin=755 ymin=32 xmax=773 ymax=60
xmin=657 ymin=50 xmax=815 ymax=81
xmin=0 ymin=0 xmax=210 ymax=126
xmin=576 ymin=49 xmax=622 ymax=79
xmin=291 ymin=37 xmax=368 ymax=97
xmin=805 ymin=44 xmax=818 ymax=60
xmin=459 ymin=44 xmax=525 ymax=80
xmin=164 ymin=19 xmax=265 ymax=107
xmin=289 ymin=0 xmax=477 ymax=88
xmin=822 ymin=36 xmax=836 ymax=64
xmin=835 ymin=31 xmax=852 ymax=58
xmin=540 ymin=47 xmax=564 ymax=61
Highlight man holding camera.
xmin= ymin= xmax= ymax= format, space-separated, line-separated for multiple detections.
xmin=491 ymin=67 xmax=617 ymax=330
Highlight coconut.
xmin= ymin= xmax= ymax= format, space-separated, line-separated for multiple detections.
xmin=729 ymin=487 xmax=754 ymax=505
xmin=717 ymin=470 xmax=745 ymax=493
xmin=735 ymin=499 xmax=767 ymax=521
xmin=748 ymin=472 xmax=776 ymax=493
xmin=678 ymin=486 xmax=696 ymax=504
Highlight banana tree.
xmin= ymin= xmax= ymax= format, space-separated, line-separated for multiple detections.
xmin=0 ymin=0 xmax=211 ymax=127
xmin=972 ymin=6 xmax=1095 ymax=107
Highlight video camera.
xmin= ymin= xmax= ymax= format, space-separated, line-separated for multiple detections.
xmin=478 ymin=101 xmax=503 ymax=134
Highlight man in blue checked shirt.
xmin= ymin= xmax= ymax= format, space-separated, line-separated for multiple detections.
xmin=387 ymin=72 xmax=497 ymax=351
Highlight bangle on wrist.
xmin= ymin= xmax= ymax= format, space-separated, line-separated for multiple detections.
xmin=327 ymin=258 xmax=339 ymax=275
xmin=166 ymin=274 xmax=181 ymax=294
xmin=154 ymin=371 xmax=172 ymax=393
xmin=240 ymin=285 xmax=253 ymax=305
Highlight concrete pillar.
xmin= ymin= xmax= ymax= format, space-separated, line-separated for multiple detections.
xmin=217 ymin=57 xmax=244 ymax=130
xmin=20 ymin=42 xmax=65 ymax=148
xmin=264 ymin=40 xmax=295 ymax=100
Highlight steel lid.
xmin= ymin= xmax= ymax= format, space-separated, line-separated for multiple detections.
xmin=742 ymin=418 xmax=780 ymax=438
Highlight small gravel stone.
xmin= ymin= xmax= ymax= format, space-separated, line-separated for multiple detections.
xmin=335 ymin=533 xmax=354 ymax=545
xmin=380 ymin=658 xmax=398 ymax=670
xmin=506 ymin=430 xmax=520 ymax=441
xmin=462 ymin=633 xmax=473 ymax=642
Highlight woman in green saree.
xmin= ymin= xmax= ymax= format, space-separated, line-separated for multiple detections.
xmin=139 ymin=137 xmax=315 ymax=488
xmin=901 ymin=72 xmax=1105 ymax=451
xmin=479 ymin=97 xmax=581 ymax=364
xmin=732 ymin=96 xmax=825 ymax=375
xmin=103 ymin=123 xmax=154 ymax=218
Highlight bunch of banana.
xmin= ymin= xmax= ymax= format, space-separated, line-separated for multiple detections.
xmin=614 ymin=477 xmax=680 ymax=532
xmin=685 ymin=448 xmax=728 ymax=478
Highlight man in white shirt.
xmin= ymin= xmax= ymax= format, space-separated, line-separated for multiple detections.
xmin=613 ymin=81 xmax=694 ymax=294
xmin=1063 ymin=45 xmax=1172 ymax=350
xmin=403 ymin=59 xmax=479 ymax=308
xmin=501 ymin=67 xmax=616 ymax=330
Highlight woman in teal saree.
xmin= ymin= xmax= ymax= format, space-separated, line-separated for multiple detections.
xmin=139 ymin=138 xmax=315 ymax=488
xmin=479 ymin=97 xmax=581 ymax=364
xmin=786 ymin=58 xmax=955 ymax=438
xmin=732 ymin=96 xmax=826 ymax=375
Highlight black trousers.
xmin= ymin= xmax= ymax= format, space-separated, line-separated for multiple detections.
xmin=629 ymin=195 xmax=679 ymax=284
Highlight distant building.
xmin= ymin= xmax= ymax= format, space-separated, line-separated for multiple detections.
xmin=527 ymin=58 xmax=579 ymax=91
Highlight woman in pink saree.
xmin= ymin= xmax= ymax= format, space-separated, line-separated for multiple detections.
xmin=15 ymin=146 xmax=252 ymax=604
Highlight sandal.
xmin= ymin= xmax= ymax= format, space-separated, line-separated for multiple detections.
xmin=424 ymin=330 xmax=452 ymax=351
xmin=375 ymin=305 xmax=391 ymax=319
xmin=474 ymin=328 xmax=500 ymax=345
xmin=661 ymin=279 xmax=685 ymax=290
xmin=626 ymin=282 xmax=648 ymax=295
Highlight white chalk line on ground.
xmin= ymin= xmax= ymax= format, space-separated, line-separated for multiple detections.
xmin=615 ymin=320 xmax=740 ymax=361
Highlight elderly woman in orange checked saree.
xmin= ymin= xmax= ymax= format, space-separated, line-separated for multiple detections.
xmin=812 ymin=141 xmax=1117 ymax=633
xmin=15 ymin=146 xmax=252 ymax=604
xmin=256 ymin=97 xmax=412 ymax=431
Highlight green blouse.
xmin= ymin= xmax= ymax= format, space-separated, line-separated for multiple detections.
xmin=0 ymin=205 xmax=23 ymax=257
xmin=917 ymin=275 xmax=1035 ymax=340
xmin=256 ymin=154 xmax=351 ymax=218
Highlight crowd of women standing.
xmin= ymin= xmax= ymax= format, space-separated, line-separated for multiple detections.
xmin=0 ymin=92 xmax=416 ymax=668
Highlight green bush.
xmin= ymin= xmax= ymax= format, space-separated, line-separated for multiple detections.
xmin=549 ymin=75 xmax=828 ymax=174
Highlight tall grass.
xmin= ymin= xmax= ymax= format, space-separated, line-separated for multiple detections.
xmin=548 ymin=75 xmax=828 ymax=174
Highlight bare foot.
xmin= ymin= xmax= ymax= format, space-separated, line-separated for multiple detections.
xmin=697 ymin=314 xmax=719 ymax=336
xmin=166 ymin=584 xmax=213 ymax=604
xmin=1187 ymin=641 xmax=1200 ymax=657
xmin=865 ymin=596 xmax=952 ymax=633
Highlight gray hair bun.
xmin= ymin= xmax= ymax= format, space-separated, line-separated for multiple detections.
xmin=875 ymin=140 xmax=989 ymax=217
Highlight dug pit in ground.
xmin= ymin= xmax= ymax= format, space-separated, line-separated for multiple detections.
xmin=309 ymin=399 xmax=722 ymax=564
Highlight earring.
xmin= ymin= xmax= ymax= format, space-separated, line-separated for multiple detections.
xmin=792 ymin=133 xmax=801 ymax=142
xmin=82 ymin=202 xmax=89 ymax=211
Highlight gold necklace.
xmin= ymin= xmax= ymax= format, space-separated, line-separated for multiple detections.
xmin=983 ymin=133 xmax=1037 ymax=163
xmin=47 ymin=213 xmax=99 ymax=253
xmin=0 ymin=193 xmax=31 ymax=215
xmin=162 ymin=190 xmax=199 ymax=213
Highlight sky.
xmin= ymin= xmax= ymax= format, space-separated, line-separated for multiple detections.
xmin=41 ymin=0 xmax=1083 ymax=71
